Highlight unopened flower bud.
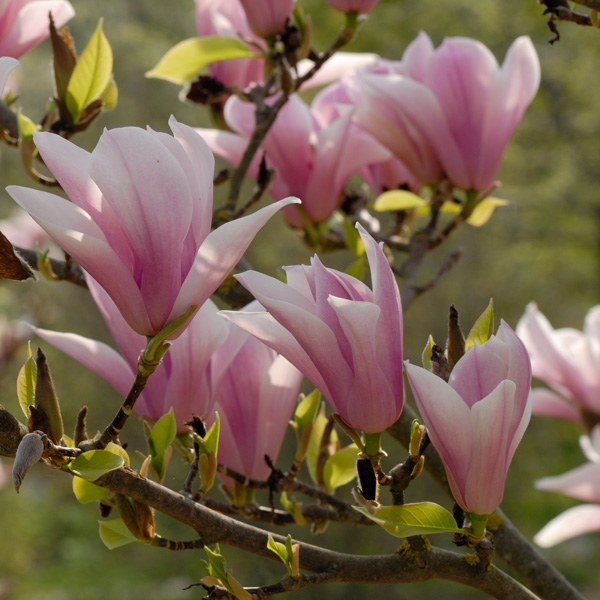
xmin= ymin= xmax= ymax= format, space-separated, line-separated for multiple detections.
xmin=12 ymin=431 xmax=44 ymax=492
xmin=34 ymin=348 xmax=64 ymax=443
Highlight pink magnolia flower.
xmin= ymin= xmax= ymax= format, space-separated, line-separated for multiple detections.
xmin=405 ymin=321 xmax=532 ymax=515
xmin=312 ymin=60 xmax=419 ymax=195
xmin=220 ymin=223 xmax=403 ymax=434
xmin=325 ymin=0 xmax=380 ymax=13
xmin=238 ymin=0 xmax=293 ymax=38
xmin=352 ymin=32 xmax=540 ymax=191
xmin=7 ymin=117 xmax=298 ymax=338
xmin=197 ymin=94 xmax=390 ymax=227
xmin=212 ymin=306 xmax=303 ymax=480
xmin=29 ymin=278 xmax=230 ymax=431
xmin=0 ymin=210 xmax=51 ymax=250
xmin=516 ymin=303 xmax=600 ymax=425
xmin=534 ymin=427 xmax=600 ymax=547
xmin=0 ymin=0 xmax=74 ymax=58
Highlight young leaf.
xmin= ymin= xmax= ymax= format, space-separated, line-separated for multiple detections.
xmin=72 ymin=476 xmax=108 ymax=504
xmin=202 ymin=413 xmax=220 ymax=456
xmin=294 ymin=389 xmax=320 ymax=437
xmin=466 ymin=197 xmax=509 ymax=227
xmin=147 ymin=408 xmax=176 ymax=457
xmin=306 ymin=405 xmax=337 ymax=485
xmin=17 ymin=113 xmax=38 ymax=143
xmin=146 ymin=37 xmax=257 ymax=84
xmin=67 ymin=449 xmax=124 ymax=481
xmin=373 ymin=190 xmax=426 ymax=212
xmin=16 ymin=342 xmax=36 ymax=418
xmin=421 ymin=334 xmax=436 ymax=371
xmin=466 ymin=299 xmax=494 ymax=350
xmin=99 ymin=518 xmax=138 ymax=549
xmin=354 ymin=502 xmax=463 ymax=538
xmin=323 ymin=444 xmax=359 ymax=492
xmin=267 ymin=534 xmax=296 ymax=575
xmin=65 ymin=19 xmax=113 ymax=123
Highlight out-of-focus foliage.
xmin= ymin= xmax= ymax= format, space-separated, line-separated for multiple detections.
xmin=0 ymin=0 xmax=599 ymax=599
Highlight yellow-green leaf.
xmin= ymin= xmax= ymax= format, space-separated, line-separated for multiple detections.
xmin=67 ymin=449 xmax=124 ymax=481
xmin=146 ymin=36 xmax=257 ymax=84
xmin=421 ymin=334 xmax=436 ymax=371
xmin=99 ymin=518 xmax=138 ymax=549
xmin=66 ymin=19 xmax=113 ymax=123
xmin=323 ymin=444 xmax=358 ymax=492
xmin=466 ymin=197 xmax=509 ymax=227
xmin=354 ymin=502 xmax=463 ymax=538
xmin=16 ymin=341 xmax=36 ymax=418
xmin=466 ymin=299 xmax=494 ymax=350
xmin=373 ymin=190 xmax=426 ymax=212
xmin=73 ymin=476 xmax=108 ymax=504
xmin=17 ymin=113 xmax=38 ymax=143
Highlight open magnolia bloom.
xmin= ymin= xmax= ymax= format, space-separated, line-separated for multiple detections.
xmin=405 ymin=321 xmax=532 ymax=516
xmin=29 ymin=279 xmax=230 ymax=431
xmin=517 ymin=302 xmax=600 ymax=426
xmin=534 ymin=426 xmax=600 ymax=547
xmin=212 ymin=303 xmax=304 ymax=482
xmin=196 ymin=94 xmax=390 ymax=227
xmin=220 ymin=223 xmax=403 ymax=434
xmin=352 ymin=32 xmax=540 ymax=192
xmin=7 ymin=117 xmax=298 ymax=338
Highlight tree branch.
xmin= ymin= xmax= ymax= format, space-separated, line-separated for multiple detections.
xmin=93 ymin=466 xmax=539 ymax=600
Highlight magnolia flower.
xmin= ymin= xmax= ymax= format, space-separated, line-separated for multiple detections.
xmin=197 ymin=94 xmax=390 ymax=227
xmin=29 ymin=279 xmax=230 ymax=431
xmin=7 ymin=117 xmax=298 ymax=338
xmin=0 ymin=56 xmax=17 ymax=90
xmin=325 ymin=0 xmax=380 ymax=13
xmin=352 ymin=32 xmax=540 ymax=191
xmin=0 ymin=0 xmax=74 ymax=58
xmin=516 ymin=303 xmax=600 ymax=425
xmin=238 ymin=0 xmax=294 ymax=38
xmin=212 ymin=307 xmax=303 ymax=481
xmin=534 ymin=426 xmax=600 ymax=547
xmin=405 ymin=321 xmax=532 ymax=515
xmin=220 ymin=223 xmax=403 ymax=434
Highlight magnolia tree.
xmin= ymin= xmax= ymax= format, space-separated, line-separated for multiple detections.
xmin=0 ymin=0 xmax=597 ymax=598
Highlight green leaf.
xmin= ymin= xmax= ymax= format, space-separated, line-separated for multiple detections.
xmin=202 ymin=413 xmax=220 ymax=456
xmin=201 ymin=545 xmax=230 ymax=585
xmin=16 ymin=341 xmax=36 ymax=418
xmin=466 ymin=299 xmax=494 ymax=350
xmin=99 ymin=518 xmax=138 ymax=549
xmin=373 ymin=190 xmax=426 ymax=212
xmin=466 ymin=197 xmax=509 ymax=226
xmin=354 ymin=502 xmax=463 ymax=538
xmin=146 ymin=36 xmax=257 ymax=84
xmin=421 ymin=335 xmax=436 ymax=371
xmin=65 ymin=19 xmax=113 ymax=123
xmin=73 ymin=476 xmax=108 ymax=504
xmin=106 ymin=441 xmax=130 ymax=466
xmin=147 ymin=408 xmax=176 ymax=457
xmin=17 ymin=113 xmax=38 ymax=143
xmin=323 ymin=444 xmax=359 ymax=492
xmin=306 ymin=405 xmax=337 ymax=485
xmin=67 ymin=449 xmax=124 ymax=481
xmin=267 ymin=534 xmax=294 ymax=573
xmin=294 ymin=389 xmax=320 ymax=437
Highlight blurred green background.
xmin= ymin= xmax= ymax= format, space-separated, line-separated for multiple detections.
xmin=0 ymin=0 xmax=599 ymax=598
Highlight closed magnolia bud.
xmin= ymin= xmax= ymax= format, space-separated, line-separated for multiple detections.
xmin=35 ymin=348 xmax=64 ymax=443
xmin=12 ymin=431 xmax=44 ymax=492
